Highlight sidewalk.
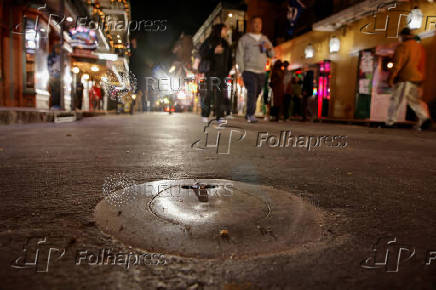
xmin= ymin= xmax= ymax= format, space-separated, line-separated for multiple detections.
xmin=0 ymin=107 xmax=114 ymax=125
xmin=297 ymin=116 xmax=434 ymax=130
xmin=233 ymin=113 xmax=435 ymax=130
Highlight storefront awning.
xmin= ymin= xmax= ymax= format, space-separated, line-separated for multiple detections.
xmin=313 ymin=0 xmax=409 ymax=31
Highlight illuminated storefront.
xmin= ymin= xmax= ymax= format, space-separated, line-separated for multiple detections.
xmin=276 ymin=0 xmax=436 ymax=120
xmin=0 ymin=2 xmax=70 ymax=109
xmin=354 ymin=44 xmax=410 ymax=122
xmin=0 ymin=1 xmax=93 ymax=110
xmin=0 ymin=0 xmax=131 ymax=112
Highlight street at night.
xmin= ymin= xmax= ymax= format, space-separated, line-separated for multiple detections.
xmin=1 ymin=0 xmax=436 ymax=289
xmin=1 ymin=114 xmax=436 ymax=289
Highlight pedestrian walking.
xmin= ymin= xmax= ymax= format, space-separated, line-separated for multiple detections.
xmin=48 ymin=45 xmax=61 ymax=110
xmin=289 ymin=76 xmax=302 ymax=117
xmin=90 ymin=83 xmax=102 ymax=111
xmin=199 ymin=24 xmax=232 ymax=123
xmin=270 ymin=60 xmax=284 ymax=122
xmin=301 ymin=70 xmax=314 ymax=121
xmin=75 ymin=76 xmax=84 ymax=110
xmin=236 ymin=16 xmax=274 ymax=123
xmin=386 ymin=27 xmax=431 ymax=130
xmin=283 ymin=61 xmax=292 ymax=120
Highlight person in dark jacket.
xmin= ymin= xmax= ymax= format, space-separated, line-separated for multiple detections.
xmin=199 ymin=24 xmax=232 ymax=122
xmin=48 ymin=45 xmax=61 ymax=109
xmin=301 ymin=70 xmax=314 ymax=121
xmin=75 ymin=76 xmax=84 ymax=110
xmin=386 ymin=27 xmax=431 ymax=130
xmin=289 ymin=76 xmax=302 ymax=117
xmin=282 ymin=61 xmax=292 ymax=120
xmin=270 ymin=60 xmax=284 ymax=121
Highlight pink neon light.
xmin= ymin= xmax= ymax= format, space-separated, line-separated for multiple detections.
xmin=318 ymin=77 xmax=324 ymax=118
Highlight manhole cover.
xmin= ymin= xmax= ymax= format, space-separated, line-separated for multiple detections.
xmin=95 ymin=179 xmax=324 ymax=259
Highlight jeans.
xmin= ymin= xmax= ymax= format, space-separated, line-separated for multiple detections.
xmin=387 ymin=81 xmax=429 ymax=125
xmin=200 ymin=76 xmax=225 ymax=119
xmin=242 ymin=71 xmax=265 ymax=118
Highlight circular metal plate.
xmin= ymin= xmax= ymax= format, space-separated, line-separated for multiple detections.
xmin=95 ymin=179 xmax=324 ymax=259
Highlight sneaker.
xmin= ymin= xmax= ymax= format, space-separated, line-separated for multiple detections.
xmin=420 ymin=118 xmax=432 ymax=130
xmin=217 ymin=118 xmax=226 ymax=124
xmin=202 ymin=117 xmax=209 ymax=123
xmin=249 ymin=115 xmax=258 ymax=123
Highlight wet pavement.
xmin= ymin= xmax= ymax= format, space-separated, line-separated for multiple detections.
xmin=95 ymin=179 xmax=325 ymax=259
xmin=1 ymin=112 xmax=436 ymax=289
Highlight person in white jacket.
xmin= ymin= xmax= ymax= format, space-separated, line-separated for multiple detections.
xmin=236 ymin=16 xmax=274 ymax=123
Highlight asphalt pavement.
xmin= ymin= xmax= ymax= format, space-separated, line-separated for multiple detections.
xmin=1 ymin=112 xmax=435 ymax=289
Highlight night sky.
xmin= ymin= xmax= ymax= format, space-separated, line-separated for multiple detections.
xmin=128 ymin=0 xmax=330 ymax=76
xmin=129 ymin=0 xmax=222 ymax=71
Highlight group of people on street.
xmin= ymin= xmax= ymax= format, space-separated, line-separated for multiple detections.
xmin=198 ymin=16 xmax=432 ymax=130
xmin=199 ymin=16 xmax=314 ymax=124
xmin=268 ymin=60 xmax=313 ymax=122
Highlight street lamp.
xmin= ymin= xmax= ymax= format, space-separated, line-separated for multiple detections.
xmin=329 ymin=36 xmax=340 ymax=53
xmin=407 ymin=7 xmax=423 ymax=30
xmin=72 ymin=67 xmax=80 ymax=74
xmin=91 ymin=65 xmax=100 ymax=72
xmin=305 ymin=44 xmax=314 ymax=59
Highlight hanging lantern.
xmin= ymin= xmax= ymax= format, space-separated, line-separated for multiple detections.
xmin=329 ymin=36 xmax=340 ymax=53
xmin=407 ymin=7 xmax=423 ymax=30
xmin=304 ymin=44 xmax=314 ymax=59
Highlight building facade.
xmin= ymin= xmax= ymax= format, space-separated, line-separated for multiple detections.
xmin=0 ymin=0 xmax=131 ymax=112
xmin=274 ymin=0 xmax=436 ymax=120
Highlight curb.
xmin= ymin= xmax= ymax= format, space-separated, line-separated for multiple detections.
xmin=0 ymin=109 xmax=114 ymax=125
